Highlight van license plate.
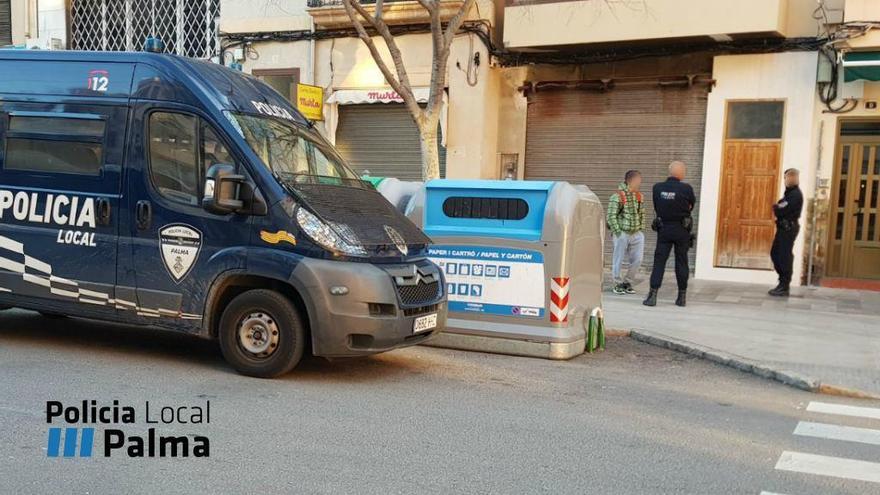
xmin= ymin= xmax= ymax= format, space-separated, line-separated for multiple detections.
xmin=413 ymin=313 xmax=438 ymax=333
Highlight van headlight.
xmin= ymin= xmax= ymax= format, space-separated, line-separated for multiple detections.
xmin=295 ymin=207 xmax=367 ymax=256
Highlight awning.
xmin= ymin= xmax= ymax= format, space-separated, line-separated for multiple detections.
xmin=843 ymin=52 xmax=880 ymax=82
xmin=326 ymin=87 xmax=431 ymax=104
xmin=322 ymin=87 xmax=448 ymax=147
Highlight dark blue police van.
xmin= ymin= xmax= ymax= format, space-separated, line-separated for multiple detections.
xmin=0 ymin=50 xmax=446 ymax=377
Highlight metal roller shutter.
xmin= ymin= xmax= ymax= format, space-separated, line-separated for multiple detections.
xmin=524 ymin=86 xmax=708 ymax=271
xmin=335 ymin=103 xmax=446 ymax=181
xmin=0 ymin=0 xmax=12 ymax=46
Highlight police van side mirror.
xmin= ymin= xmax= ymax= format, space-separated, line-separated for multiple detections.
xmin=203 ymin=163 xmax=245 ymax=214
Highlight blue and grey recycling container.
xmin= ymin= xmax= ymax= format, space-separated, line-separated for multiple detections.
xmin=404 ymin=179 xmax=604 ymax=359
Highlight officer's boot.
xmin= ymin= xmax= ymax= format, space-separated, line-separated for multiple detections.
xmin=675 ymin=290 xmax=687 ymax=307
xmin=643 ymin=289 xmax=658 ymax=307
xmin=769 ymin=284 xmax=790 ymax=297
xmin=768 ymin=283 xmax=784 ymax=296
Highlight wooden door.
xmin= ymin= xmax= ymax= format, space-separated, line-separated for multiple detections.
xmin=715 ymin=141 xmax=782 ymax=269
xmin=828 ymin=141 xmax=880 ymax=279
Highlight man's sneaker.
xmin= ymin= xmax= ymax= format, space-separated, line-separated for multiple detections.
xmin=624 ymin=283 xmax=637 ymax=295
xmin=612 ymin=284 xmax=626 ymax=295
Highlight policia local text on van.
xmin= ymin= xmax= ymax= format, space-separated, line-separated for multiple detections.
xmin=0 ymin=49 xmax=447 ymax=377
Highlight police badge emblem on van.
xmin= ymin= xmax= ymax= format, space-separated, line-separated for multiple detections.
xmin=159 ymin=224 xmax=202 ymax=283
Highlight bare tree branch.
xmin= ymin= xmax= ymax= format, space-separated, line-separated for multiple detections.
xmin=424 ymin=6 xmax=444 ymax=118
xmin=442 ymin=0 xmax=475 ymax=49
xmin=340 ymin=0 xmax=475 ymax=178
xmin=414 ymin=0 xmax=437 ymax=12
xmin=374 ymin=0 xmax=384 ymax=21
xmin=341 ymin=0 xmax=400 ymax=92
xmin=341 ymin=0 xmax=421 ymax=118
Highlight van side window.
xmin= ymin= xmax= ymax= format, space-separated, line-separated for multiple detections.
xmin=149 ymin=112 xmax=200 ymax=205
xmin=201 ymin=122 xmax=234 ymax=175
xmin=148 ymin=112 xmax=238 ymax=207
xmin=3 ymin=115 xmax=105 ymax=176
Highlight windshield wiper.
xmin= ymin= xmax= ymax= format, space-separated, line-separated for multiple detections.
xmin=275 ymin=172 xmax=369 ymax=189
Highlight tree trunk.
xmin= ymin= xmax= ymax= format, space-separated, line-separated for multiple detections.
xmin=418 ymin=123 xmax=441 ymax=180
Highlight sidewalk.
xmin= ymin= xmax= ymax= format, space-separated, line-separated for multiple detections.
xmin=602 ymin=276 xmax=880 ymax=397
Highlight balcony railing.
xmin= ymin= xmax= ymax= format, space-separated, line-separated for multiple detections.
xmin=308 ymin=0 xmax=386 ymax=8
xmin=308 ymin=0 xmax=464 ymax=29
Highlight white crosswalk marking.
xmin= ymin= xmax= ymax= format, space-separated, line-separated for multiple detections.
xmin=794 ymin=421 xmax=880 ymax=446
xmin=775 ymin=451 xmax=880 ymax=484
xmin=769 ymin=400 xmax=880 ymax=492
xmin=806 ymin=401 xmax=880 ymax=420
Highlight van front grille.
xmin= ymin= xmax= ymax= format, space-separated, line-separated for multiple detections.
xmin=396 ymin=281 xmax=441 ymax=306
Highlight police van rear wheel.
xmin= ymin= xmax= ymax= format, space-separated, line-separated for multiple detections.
xmin=218 ymin=289 xmax=306 ymax=378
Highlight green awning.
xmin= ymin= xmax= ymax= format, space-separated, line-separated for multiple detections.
xmin=844 ymin=52 xmax=880 ymax=82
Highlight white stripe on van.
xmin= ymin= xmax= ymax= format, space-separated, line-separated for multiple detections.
xmin=0 ymin=235 xmax=24 ymax=254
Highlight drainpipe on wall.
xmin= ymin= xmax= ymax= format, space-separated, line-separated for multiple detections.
xmin=807 ymin=120 xmax=824 ymax=287
xmin=308 ymin=17 xmax=316 ymax=84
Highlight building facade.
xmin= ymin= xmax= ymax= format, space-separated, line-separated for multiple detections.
xmin=9 ymin=0 xmax=880 ymax=287
xmin=220 ymin=0 xmax=500 ymax=181
xmin=498 ymin=0 xmax=880 ymax=287
xmin=1 ymin=0 xmax=38 ymax=47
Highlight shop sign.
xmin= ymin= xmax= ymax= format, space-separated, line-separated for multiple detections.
xmin=296 ymin=83 xmax=324 ymax=120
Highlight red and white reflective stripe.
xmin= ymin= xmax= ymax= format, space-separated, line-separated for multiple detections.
xmin=550 ymin=276 xmax=570 ymax=323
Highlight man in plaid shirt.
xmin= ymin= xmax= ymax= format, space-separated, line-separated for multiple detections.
xmin=607 ymin=170 xmax=646 ymax=295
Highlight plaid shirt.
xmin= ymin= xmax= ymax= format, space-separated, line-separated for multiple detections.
xmin=607 ymin=182 xmax=645 ymax=235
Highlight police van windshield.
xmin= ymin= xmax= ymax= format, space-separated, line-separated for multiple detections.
xmin=230 ymin=113 xmax=363 ymax=186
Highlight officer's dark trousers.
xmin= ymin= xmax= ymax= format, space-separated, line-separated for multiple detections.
xmin=770 ymin=227 xmax=798 ymax=287
xmin=649 ymin=224 xmax=690 ymax=290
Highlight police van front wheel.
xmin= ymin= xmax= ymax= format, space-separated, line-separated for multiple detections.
xmin=218 ymin=289 xmax=306 ymax=378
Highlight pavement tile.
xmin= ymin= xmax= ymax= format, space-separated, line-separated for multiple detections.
xmin=714 ymin=295 xmax=741 ymax=303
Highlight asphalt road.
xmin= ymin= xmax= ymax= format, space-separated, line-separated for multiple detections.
xmin=1 ymin=308 xmax=878 ymax=494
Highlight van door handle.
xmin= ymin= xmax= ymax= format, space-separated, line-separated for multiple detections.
xmin=96 ymin=197 xmax=111 ymax=226
xmin=136 ymin=200 xmax=152 ymax=230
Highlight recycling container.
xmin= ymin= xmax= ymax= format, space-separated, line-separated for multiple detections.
xmin=404 ymin=179 xmax=604 ymax=359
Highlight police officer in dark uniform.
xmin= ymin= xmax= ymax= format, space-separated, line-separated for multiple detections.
xmin=643 ymin=161 xmax=696 ymax=307
xmin=768 ymin=168 xmax=803 ymax=297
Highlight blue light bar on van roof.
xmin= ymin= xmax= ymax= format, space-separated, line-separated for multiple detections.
xmin=423 ymin=179 xmax=555 ymax=241
xmin=144 ymin=37 xmax=166 ymax=53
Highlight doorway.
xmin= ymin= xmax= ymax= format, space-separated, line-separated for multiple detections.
xmin=714 ymin=101 xmax=785 ymax=269
xmin=827 ymin=122 xmax=880 ymax=280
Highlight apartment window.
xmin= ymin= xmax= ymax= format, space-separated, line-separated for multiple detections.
xmin=3 ymin=114 xmax=105 ymax=176
xmin=253 ymin=68 xmax=300 ymax=103
xmin=726 ymin=101 xmax=785 ymax=139
xmin=69 ymin=0 xmax=220 ymax=58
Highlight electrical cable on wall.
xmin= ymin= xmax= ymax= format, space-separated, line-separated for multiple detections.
xmin=817 ymin=46 xmax=858 ymax=114
xmin=456 ymin=34 xmax=480 ymax=87
xmin=220 ymin=20 xmax=823 ymax=70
